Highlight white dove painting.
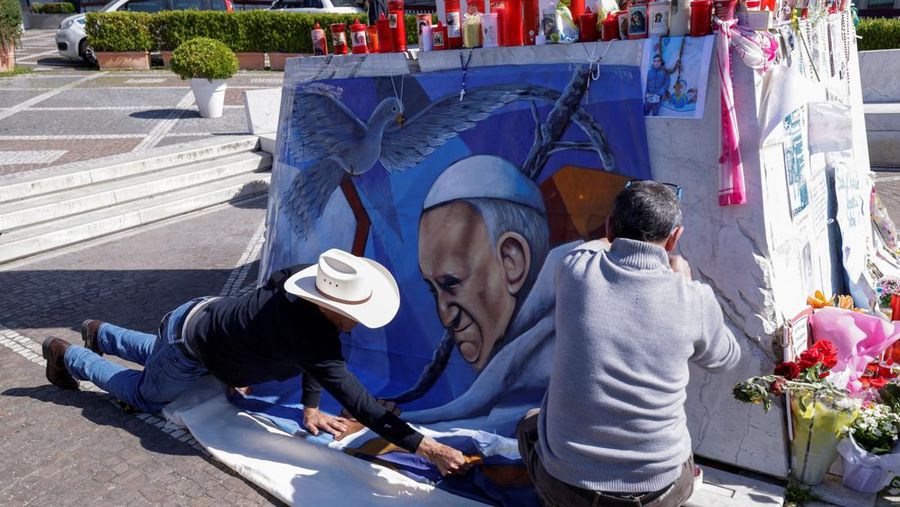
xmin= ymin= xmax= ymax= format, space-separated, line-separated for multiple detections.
xmin=253 ymin=61 xmax=652 ymax=504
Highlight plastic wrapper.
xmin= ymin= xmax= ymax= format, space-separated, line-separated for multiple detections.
xmin=552 ymin=4 xmax=580 ymax=43
xmin=837 ymin=435 xmax=900 ymax=493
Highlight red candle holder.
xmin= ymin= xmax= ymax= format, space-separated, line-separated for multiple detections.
xmin=330 ymin=22 xmax=348 ymax=54
xmin=389 ymin=0 xmax=407 ymax=51
xmin=689 ymin=0 xmax=712 ymax=36
xmin=376 ymin=13 xmax=395 ymax=52
xmin=311 ymin=22 xmax=328 ymax=55
xmin=601 ymin=11 xmax=619 ymax=40
xmin=579 ymin=7 xmax=599 ymax=41
xmin=523 ymin=0 xmax=539 ymax=44
xmin=445 ymin=0 xmax=463 ymax=48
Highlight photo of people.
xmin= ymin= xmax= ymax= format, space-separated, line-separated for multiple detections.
xmin=640 ymin=35 xmax=714 ymax=119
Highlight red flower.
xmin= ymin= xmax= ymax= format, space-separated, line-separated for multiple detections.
xmin=774 ymin=361 xmax=801 ymax=380
xmin=811 ymin=340 xmax=838 ymax=369
xmin=769 ymin=377 xmax=786 ymax=395
xmin=819 ymin=371 xmax=830 ymax=379
xmin=869 ymin=377 xmax=888 ymax=389
xmin=797 ymin=349 xmax=824 ymax=371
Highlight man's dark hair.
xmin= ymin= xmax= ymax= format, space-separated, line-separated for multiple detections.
xmin=609 ymin=181 xmax=682 ymax=242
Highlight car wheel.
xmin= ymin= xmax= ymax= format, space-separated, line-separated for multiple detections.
xmin=79 ymin=39 xmax=97 ymax=67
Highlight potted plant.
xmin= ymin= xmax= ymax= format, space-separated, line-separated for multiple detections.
xmin=170 ymin=37 xmax=238 ymax=119
xmin=0 ymin=0 xmax=23 ymax=72
xmin=85 ymin=12 xmax=153 ymax=70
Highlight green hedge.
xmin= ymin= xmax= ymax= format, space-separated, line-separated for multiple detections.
xmin=30 ymin=2 xmax=75 ymax=14
xmin=150 ymin=11 xmax=246 ymax=51
xmin=86 ymin=12 xmax=153 ymax=52
xmin=171 ymin=36 xmax=238 ymax=80
xmin=0 ymin=0 xmax=23 ymax=48
xmin=858 ymin=18 xmax=900 ymax=51
xmin=93 ymin=10 xmax=423 ymax=54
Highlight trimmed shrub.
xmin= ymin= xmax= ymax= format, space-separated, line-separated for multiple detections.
xmin=0 ymin=0 xmax=23 ymax=48
xmin=171 ymin=36 xmax=238 ymax=80
xmin=30 ymin=2 xmax=76 ymax=14
xmin=858 ymin=18 xmax=900 ymax=51
xmin=151 ymin=10 xmax=246 ymax=52
xmin=86 ymin=12 xmax=153 ymax=52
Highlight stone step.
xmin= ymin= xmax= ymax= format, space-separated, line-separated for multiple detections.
xmin=865 ymin=103 xmax=900 ymax=168
xmin=0 ymin=171 xmax=270 ymax=265
xmin=0 ymin=135 xmax=261 ymax=204
xmin=865 ymin=103 xmax=900 ymax=131
xmin=0 ymin=151 xmax=271 ymax=233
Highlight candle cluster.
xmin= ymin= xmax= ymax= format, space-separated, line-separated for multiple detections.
xmin=309 ymin=0 xmax=780 ymax=55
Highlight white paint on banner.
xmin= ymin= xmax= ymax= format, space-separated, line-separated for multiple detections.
xmin=0 ymin=150 xmax=67 ymax=165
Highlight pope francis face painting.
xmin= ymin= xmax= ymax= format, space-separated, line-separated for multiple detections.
xmin=417 ymin=156 xmax=549 ymax=372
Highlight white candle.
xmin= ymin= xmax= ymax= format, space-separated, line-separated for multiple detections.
xmin=421 ymin=23 xmax=434 ymax=51
xmin=482 ymin=12 xmax=499 ymax=47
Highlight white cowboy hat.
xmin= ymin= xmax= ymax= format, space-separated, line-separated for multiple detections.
xmin=284 ymin=249 xmax=400 ymax=329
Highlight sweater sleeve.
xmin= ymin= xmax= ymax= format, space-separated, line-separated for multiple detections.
xmin=301 ymin=372 xmax=323 ymax=408
xmin=691 ymin=285 xmax=741 ymax=372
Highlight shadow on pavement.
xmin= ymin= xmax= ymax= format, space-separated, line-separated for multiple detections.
xmin=130 ymin=109 xmax=201 ymax=120
xmin=0 ymin=265 xmax=258 ymax=337
xmin=2 ymin=385 xmax=198 ymax=456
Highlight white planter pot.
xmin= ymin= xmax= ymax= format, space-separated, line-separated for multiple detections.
xmin=190 ymin=78 xmax=227 ymax=119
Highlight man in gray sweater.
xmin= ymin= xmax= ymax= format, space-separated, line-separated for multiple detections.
xmin=517 ymin=180 xmax=741 ymax=506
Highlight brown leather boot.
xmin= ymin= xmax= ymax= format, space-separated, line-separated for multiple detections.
xmin=81 ymin=319 xmax=103 ymax=355
xmin=42 ymin=337 xmax=79 ymax=390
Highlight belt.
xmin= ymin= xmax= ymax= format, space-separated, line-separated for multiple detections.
xmin=175 ymin=297 xmax=220 ymax=361
xmin=579 ymin=482 xmax=674 ymax=507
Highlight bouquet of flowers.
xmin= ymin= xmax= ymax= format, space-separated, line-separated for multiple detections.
xmin=837 ymin=402 xmax=900 ymax=493
xmin=846 ymin=403 xmax=900 ymax=455
xmin=733 ymin=339 xmax=846 ymax=412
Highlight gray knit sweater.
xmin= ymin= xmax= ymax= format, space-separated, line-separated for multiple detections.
xmin=537 ymin=238 xmax=741 ymax=493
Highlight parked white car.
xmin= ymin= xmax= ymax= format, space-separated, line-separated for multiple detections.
xmin=268 ymin=0 xmax=363 ymax=14
xmin=56 ymin=0 xmax=233 ymax=64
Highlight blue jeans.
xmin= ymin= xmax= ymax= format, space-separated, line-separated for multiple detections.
xmin=64 ymin=299 xmax=209 ymax=413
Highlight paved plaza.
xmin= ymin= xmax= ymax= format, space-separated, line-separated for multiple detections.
xmin=1 ymin=30 xmax=283 ymax=176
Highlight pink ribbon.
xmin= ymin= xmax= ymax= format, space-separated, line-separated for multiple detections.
xmin=712 ymin=19 xmax=778 ymax=206
xmin=714 ymin=19 xmax=746 ymax=206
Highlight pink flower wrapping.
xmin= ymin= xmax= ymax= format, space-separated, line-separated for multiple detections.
xmin=809 ymin=307 xmax=900 ymax=395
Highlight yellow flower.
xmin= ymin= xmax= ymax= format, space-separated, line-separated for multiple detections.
xmin=808 ymin=290 xmax=834 ymax=309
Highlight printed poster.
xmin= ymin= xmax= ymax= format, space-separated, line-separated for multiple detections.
xmin=640 ymin=35 xmax=714 ymax=119
xmin=246 ymin=62 xmax=652 ymax=503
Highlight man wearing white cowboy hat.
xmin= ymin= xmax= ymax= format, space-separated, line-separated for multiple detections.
xmin=41 ymin=249 xmax=470 ymax=476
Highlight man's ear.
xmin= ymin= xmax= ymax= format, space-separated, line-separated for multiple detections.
xmin=497 ymin=232 xmax=531 ymax=296
xmin=664 ymin=225 xmax=684 ymax=252
xmin=605 ymin=216 xmax=616 ymax=243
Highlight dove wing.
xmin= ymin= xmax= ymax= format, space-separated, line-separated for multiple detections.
xmin=380 ymin=85 xmax=544 ymax=172
xmin=288 ymin=90 xmax=368 ymax=165
xmin=283 ymin=158 xmax=348 ymax=238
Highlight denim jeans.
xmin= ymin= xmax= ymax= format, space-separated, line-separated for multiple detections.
xmin=64 ymin=298 xmax=209 ymax=413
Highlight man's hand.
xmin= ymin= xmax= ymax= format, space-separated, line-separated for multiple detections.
xmin=669 ymin=254 xmax=692 ymax=280
xmin=415 ymin=437 xmax=472 ymax=477
xmin=303 ymin=407 xmax=349 ymax=438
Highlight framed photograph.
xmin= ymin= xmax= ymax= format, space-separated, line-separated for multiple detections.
xmin=783 ymin=306 xmax=813 ymax=441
